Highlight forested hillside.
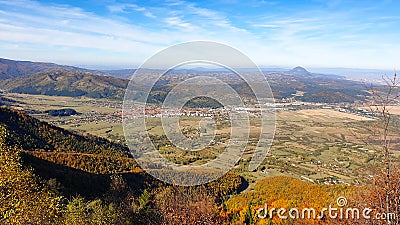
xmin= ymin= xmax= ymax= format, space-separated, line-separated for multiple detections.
xmin=0 ymin=107 xmax=245 ymax=224
xmin=0 ymin=107 xmax=129 ymax=155
xmin=0 ymin=70 xmax=128 ymax=99
xmin=0 ymin=58 xmax=94 ymax=80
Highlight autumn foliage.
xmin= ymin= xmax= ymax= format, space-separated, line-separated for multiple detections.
xmin=0 ymin=125 xmax=63 ymax=224
xmin=225 ymin=176 xmax=355 ymax=225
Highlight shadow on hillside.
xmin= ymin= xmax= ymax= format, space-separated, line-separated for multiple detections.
xmin=21 ymin=153 xmax=153 ymax=199
xmin=237 ymin=176 xmax=249 ymax=193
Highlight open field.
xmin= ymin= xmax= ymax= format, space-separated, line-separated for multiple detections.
xmin=278 ymin=108 xmax=374 ymax=122
xmin=4 ymin=93 xmax=121 ymax=113
xmin=361 ymin=105 xmax=400 ymax=115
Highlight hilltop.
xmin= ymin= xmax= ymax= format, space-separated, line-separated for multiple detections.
xmin=288 ymin=66 xmax=312 ymax=76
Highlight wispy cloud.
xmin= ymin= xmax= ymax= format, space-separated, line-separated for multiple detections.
xmin=144 ymin=11 xmax=156 ymax=18
xmin=0 ymin=0 xmax=183 ymax=65
xmin=164 ymin=16 xmax=196 ymax=30
xmin=164 ymin=0 xmax=186 ymax=7
xmin=0 ymin=0 xmax=254 ymax=66
xmin=107 ymin=3 xmax=157 ymax=19
xmin=108 ymin=4 xmax=145 ymax=13
xmin=160 ymin=0 xmax=248 ymax=33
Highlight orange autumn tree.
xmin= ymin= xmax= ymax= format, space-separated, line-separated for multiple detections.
xmin=154 ymin=185 xmax=226 ymax=224
xmin=225 ymin=176 xmax=355 ymax=225
xmin=0 ymin=125 xmax=63 ymax=225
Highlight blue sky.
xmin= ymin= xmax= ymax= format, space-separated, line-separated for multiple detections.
xmin=0 ymin=0 xmax=399 ymax=69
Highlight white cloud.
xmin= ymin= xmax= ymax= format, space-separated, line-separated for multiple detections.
xmin=164 ymin=17 xmax=196 ymax=30
xmin=144 ymin=11 xmax=156 ymax=18
xmin=164 ymin=0 xmax=186 ymax=6
xmin=107 ymin=3 xmax=159 ymax=20
xmin=108 ymin=3 xmax=145 ymax=13
xmin=176 ymin=1 xmax=247 ymax=32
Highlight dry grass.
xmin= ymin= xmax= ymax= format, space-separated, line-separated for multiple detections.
xmin=278 ymin=109 xmax=373 ymax=122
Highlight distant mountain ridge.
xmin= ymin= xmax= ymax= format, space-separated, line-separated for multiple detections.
xmin=0 ymin=57 xmax=102 ymax=80
xmin=100 ymin=69 xmax=136 ymax=79
xmin=0 ymin=70 xmax=128 ymax=99
xmin=0 ymin=58 xmax=349 ymax=80
xmin=265 ymin=68 xmax=367 ymax=103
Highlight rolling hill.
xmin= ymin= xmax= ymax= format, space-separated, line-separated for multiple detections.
xmin=0 ymin=70 xmax=128 ymax=99
xmin=0 ymin=57 xmax=99 ymax=80
xmin=0 ymin=107 xmax=129 ymax=155
xmin=0 ymin=106 xmax=139 ymax=198
xmin=265 ymin=67 xmax=369 ymax=103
